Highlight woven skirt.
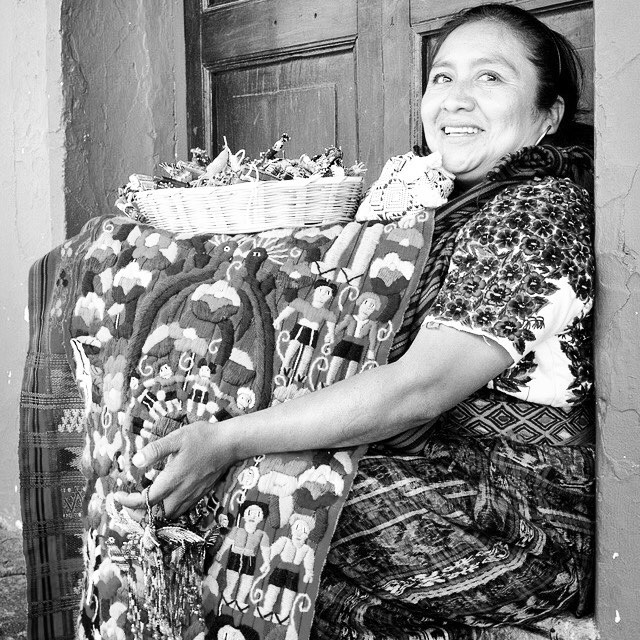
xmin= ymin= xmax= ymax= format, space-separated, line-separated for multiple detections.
xmin=312 ymin=431 xmax=595 ymax=640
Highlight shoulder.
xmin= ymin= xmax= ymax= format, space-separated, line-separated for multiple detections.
xmin=484 ymin=176 xmax=592 ymax=228
xmin=459 ymin=176 xmax=593 ymax=262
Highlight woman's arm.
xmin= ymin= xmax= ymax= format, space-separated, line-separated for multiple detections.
xmin=232 ymin=323 xmax=511 ymax=456
xmin=116 ymin=323 xmax=511 ymax=517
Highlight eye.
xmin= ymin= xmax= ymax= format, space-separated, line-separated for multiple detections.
xmin=430 ymin=72 xmax=451 ymax=85
xmin=479 ymin=72 xmax=499 ymax=82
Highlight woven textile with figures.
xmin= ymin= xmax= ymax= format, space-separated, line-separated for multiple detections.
xmin=27 ymin=192 xmax=435 ymax=640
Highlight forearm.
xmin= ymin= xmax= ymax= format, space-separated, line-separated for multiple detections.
xmin=225 ymin=359 xmax=436 ymax=462
xmin=222 ymin=324 xmax=512 ymax=463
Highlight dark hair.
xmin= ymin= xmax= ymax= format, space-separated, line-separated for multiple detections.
xmin=433 ymin=3 xmax=589 ymax=146
xmin=239 ymin=500 xmax=269 ymax=519
xmin=313 ymin=278 xmax=338 ymax=295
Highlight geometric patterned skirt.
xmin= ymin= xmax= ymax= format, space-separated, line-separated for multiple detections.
xmin=312 ymin=429 xmax=595 ymax=640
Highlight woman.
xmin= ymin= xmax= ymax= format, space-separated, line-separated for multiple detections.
xmin=114 ymin=4 xmax=595 ymax=638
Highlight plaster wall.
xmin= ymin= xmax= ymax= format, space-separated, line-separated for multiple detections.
xmin=0 ymin=0 xmax=66 ymax=525
xmin=62 ymin=0 xmax=187 ymax=237
xmin=594 ymin=0 xmax=640 ymax=637
xmin=0 ymin=0 xmax=186 ymax=521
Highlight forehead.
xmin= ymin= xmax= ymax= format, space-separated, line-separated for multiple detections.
xmin=435 ymin=20 xmax=534 ymax=71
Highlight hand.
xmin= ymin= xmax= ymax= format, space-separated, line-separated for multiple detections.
xmin=113 ymin=420 xmax=237 ymax=519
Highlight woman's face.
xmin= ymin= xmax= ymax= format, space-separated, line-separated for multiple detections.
xmin=422 ymin=20 xmax=552 ymax=188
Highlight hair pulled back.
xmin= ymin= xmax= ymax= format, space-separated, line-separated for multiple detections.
xmin=433 ymin=3 xmax=588 ymax=146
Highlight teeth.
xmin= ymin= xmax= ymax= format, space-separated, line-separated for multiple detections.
xmin=443 ymin=126 xmax=481 ymax=135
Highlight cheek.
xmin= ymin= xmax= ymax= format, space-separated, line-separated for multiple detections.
xmin=421 ymin=95 xmax=438 ymax=132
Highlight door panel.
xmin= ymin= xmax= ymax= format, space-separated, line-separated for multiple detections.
xmin=193 ymin=0 xmax=361 ymax=169
xmin=214 ymin=55 xmax=356 ymax=162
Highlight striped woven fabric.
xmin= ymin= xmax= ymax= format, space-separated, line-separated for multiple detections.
xmin=19 ymin=244 xmax=93 ymax=640
xmin=313 ymin=431 xmax=595 ymax=639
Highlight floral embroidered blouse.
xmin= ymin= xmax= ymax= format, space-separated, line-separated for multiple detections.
xmin=423 ymin=174 xmax=594 ymax=408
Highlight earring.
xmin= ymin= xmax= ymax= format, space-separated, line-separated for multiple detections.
xmin=535 ymin=125 xmax=552 ymax=146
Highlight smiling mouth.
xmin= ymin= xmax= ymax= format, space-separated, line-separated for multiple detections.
xmin=442 ymin=126 xmax=483 ymax=136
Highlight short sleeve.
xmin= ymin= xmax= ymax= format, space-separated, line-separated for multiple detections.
xmin=423 ymin=177 xmax=594 ymax=365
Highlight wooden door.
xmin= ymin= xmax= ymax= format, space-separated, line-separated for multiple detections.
xmin=185 ymin=0 xmax=593 ymax=185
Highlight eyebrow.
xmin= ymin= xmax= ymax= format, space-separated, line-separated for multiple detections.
xmin=431 ymin=55 xmax=520 ymax=75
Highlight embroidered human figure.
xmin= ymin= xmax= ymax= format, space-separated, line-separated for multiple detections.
xmin=155 ymin=363 xmax=184 ymax=415
xmin=127 ymin=376 xmax=154 ymax=433
xmin=258 ymin=514 xmax=315 ymax=622
xmin=185 ymin=360 xmax=219 ymax=418
xmin=208 ymin=501 xmax=271 ymax=610
xmin=130 ymin=374 xmax=166 ymax=421
xmin=213 ymin=386 xmax=256 ymax=422
xmin=325 ymin=291 xmax=382 ymax=385
xmin=273 ymin=280 xmax=338 ymax=381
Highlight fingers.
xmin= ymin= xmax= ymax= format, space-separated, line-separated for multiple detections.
xmin=114 ymin=465 xmax=193 ymax=518
xmin=131 ymin=430 xmax=181 ymax=470
xmin=113 ymin=469 xmax=176 ymax=512
xmin=112 ymin=490 xmax=145 ymax=510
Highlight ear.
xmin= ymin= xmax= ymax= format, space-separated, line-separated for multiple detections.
xmin=545 ymin=95 xmax=565 ymax=135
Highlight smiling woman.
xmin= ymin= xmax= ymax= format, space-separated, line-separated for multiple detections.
xmin=423 ymin=21 xmax=567 ymax=187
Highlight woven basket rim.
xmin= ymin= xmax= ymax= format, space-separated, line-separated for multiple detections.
xmin=129 ymin=174 xmax=363 ymax=235
xmin=134 ymin=175 xmax=362 ymax=201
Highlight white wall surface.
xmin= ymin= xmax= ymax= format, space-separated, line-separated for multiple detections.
xmin=0 ymin=0 xmax=66 ymax=526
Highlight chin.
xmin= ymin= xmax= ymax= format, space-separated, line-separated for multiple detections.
xmin=440 ymin=156 xmax=475 ymax=177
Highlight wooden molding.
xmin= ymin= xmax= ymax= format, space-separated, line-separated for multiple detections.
xmin=203 ymin=36 xmax=357 ymax=74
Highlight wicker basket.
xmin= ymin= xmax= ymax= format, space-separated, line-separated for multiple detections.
xmin=133 ymin=176 xmax=363 ymax=235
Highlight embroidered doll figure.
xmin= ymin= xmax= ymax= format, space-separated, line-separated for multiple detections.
xmin=132 ymin=375 xmax=168 ymax=422
xmin=273 ymin=280 xmax=338 ymax=382
xmin=256 ymin=457 xmax=310 ymax=528
xmin=208 ymin=501 xmax=271 ymax=610
xmin=155 ymin=363 xmax=185 ymax=416
xmin=258 ymin=513 xmax=316 ymax=622
xmin=186 ymin=360 xmax=219 ymax=418
xmin=325 ymin=291 xmax=382 ymax=385
xmin=213 ymin=386 xmax=256 ymax=422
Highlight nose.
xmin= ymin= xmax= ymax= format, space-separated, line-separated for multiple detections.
xmin=440 ymin=79 xmax=475 ymax=112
